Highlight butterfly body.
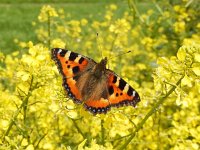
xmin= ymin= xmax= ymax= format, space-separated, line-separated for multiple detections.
xmin=77 ymin=57 xmax=108 ymax=101
xmin=52 ymin=48 xmax=140 ymax=114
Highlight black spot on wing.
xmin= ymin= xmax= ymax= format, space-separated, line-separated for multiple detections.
xmin=79 ymin=57 xmax=84 ymax=64
xmin=127 ymin=87 xmax=133 ymax=96
xmin=69 ymin=52 xmax=78 ymax=61
xmin=60 ymin=49 xmax=67 ymax=57
xmin=84 ymin=104 xmax=111 ymax=115
xmin=119 ymin=79 xmax=126 ymax=91
xmin=109 ymin=86 xmax=114 ymax=95
xmin=112 ymin=75 xmax=117 ymax=83
xmin=72 ymin=66 xmax=80 ymax=74
xmin=134 ymin=92 xmax=140 ymax=102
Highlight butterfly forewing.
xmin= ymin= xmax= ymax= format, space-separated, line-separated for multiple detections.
xmin=107 ymin=71 xmax=140 ymax=107
xmin=52 ymin=48 xmax=95 ymax=103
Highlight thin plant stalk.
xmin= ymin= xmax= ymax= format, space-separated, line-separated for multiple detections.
xmin=118 ymin=76 xmax=184 ymax=150
xmin=48 ymin=11 xmax=51 ymax=50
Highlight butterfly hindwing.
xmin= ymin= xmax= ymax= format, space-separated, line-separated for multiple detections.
xmin=52 ymin=48 xmax=95 ymax=103
xmin=82 ymin=70 xmax=140 ymax=114
xmin=84 ymin=98 xmax=111 ymax=114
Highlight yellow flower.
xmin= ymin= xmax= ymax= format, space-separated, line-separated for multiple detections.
xmin=16 ymin=71 xmax=30 ymax=81
xmin=173 ymin=21 xmax=185 ymax=33
xmin=105 ymin=14 xmax=112 ymax=20
xmin=131 ymin=29 xmax=139 ymax=37
xmin=174 ymin=5 xmax=181 ymax=12
xmin=0 ymin=119 xmax=9 ymax=130
xmin=141 ymin=37 xmax=154 ymax=51
xmin=104 ymin=10 xmax=113 ymax=21
xmin=69 ymin=20 xmax=80 ymax=26
xmin=43 ymin=143 xmax=53 ymax=149
xmin=21 ymin=138 xmax=28 ymax=146
xmin=19 ymin=42 xmax=27 ymax=48
xmin=25 ymin=145 xmax=34 ymax=150
xmin=141 ymin=14 xmax=148 ymax=21
xmin=35 ymin=27 xmax=48 ymax=41
xmin=31 ymin=21 xmax=36 ymax=26
xmin=28 ymin=41 xmax=33 ymax=48
xmin=197 ymin=23 xmax=200 ymax=28
xmin=92 ymin=21 xmax=101 ymax=29
xmin=109 ymin=19 xmax=131 ymax=34
xmin=81 ymin=18 xmax=88 ymax=26
xmin=110 ymin=4 xmax=117 ymax=10
xmin=163 ymin=11 xmax=170 ymax=18
xmin=51 ymin=38 xmax=66 ymax=48
xmin=11 ymin=51 xmax=19 ymax=56
xmin=56 ymin=25 xmax=66 ymax=33
xmin=38 ymin=5 xmax=58 ymax=22
xmin=68 ymin=20 xmax=82 ymax=38
xmin=58 ymin=8 xmax=64 ymax=15
xmin=147 ymin=9 xmax=154 ymax=15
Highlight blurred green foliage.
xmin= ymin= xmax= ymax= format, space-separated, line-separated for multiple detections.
xmin=0 ymin=0 xmax=122 ymax=4
xmin=0 ymin=2 xmax=127 ymax=54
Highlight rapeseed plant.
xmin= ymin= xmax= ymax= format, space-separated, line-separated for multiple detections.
xmin=0 ymin=1 xmax=200 ymax=149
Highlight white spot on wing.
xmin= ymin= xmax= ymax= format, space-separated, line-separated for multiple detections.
xmin=115 ymin=77 xmax=120 ymax=87
xmin=58 ymin=49 xmax=62 ymax=54
xmin=65 ymin=51 xmax=71 ymax=59
xmin=123 ymin=84 xmax=129 ymax=93
xmin=75 ymin=55 xmax=81 ymax=63
xmin=132 ymin=91 xmax=136 ymax=97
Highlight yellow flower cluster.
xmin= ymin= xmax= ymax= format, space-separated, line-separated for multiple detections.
xmin=38 ymin=5 xmax=58 ymax=22
xmin=109 ymin=19 xmax=131 ymax=34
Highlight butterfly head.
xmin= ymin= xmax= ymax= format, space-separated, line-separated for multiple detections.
xmin=100 ymin=57 xmax=107 ymax=66
xmin=92 ymin=57 xmax=108 ymax=78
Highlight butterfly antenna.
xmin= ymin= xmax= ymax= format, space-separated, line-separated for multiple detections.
xmin=96 ymin=32 xmax=103 ymax=59
xmin=109 ymin=50 xmax=131 ymax=60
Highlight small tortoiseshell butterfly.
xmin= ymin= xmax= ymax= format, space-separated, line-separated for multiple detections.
xmin=52 ymin=48 xmax=140 ymax=114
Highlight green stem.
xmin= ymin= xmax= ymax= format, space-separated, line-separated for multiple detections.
xmin=118 ymin=76 xmax=184 ymax=150
xmin=71 ymin=119 xmax=85 ymax=138
xmin=35 ymin=133 xmax=47 ymax=149
xmin=23 ymin=76 xmax=34 ymax=123
xmin=152 ymin=0 xmax=172 ymax=26
xmin=157 ymin=110 xmax=161 ymax=150
xmin=128 ymin=0 xmax=144 ymax=23
xmin=48 ymin=11 xmax=51 ymax=50
xmin=3 ymin=76 xmax=34 ymax=140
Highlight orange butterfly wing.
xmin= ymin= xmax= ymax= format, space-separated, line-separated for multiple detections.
xmin=84 ymin=98 xmax=111 ymax=114
xmin=52 ymin=48 xmax=95 ymax=103
xmin=52 ymin=48 xmax=140 ymax=114
xmin=107 ymin=71 xmax=140 ymax=108
xmin=83 ymin=71 xmax=140 ymax=114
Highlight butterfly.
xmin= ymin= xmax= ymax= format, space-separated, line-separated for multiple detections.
xmin=51 ymin=48 xmax=140 ymax=114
